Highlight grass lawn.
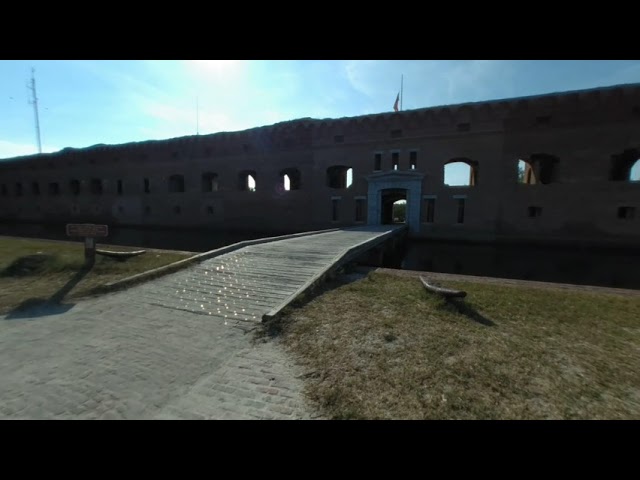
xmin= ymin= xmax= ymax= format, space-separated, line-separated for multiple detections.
xmin=270 ymin=271 xmax=640 ymax=420
xmin=0 ymin=237 xmax=190 ymax=314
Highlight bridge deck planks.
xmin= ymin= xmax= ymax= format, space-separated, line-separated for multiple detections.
xmin=146 ymin=225 xmax=405 ymax=323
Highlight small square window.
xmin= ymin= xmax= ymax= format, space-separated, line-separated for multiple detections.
xmin=618 ymin=206 xmax=635 ymax=220
xmin=528 ymin=206 xmax=542 ymax=218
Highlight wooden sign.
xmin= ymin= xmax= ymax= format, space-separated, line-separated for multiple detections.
xmin=66 ymin=224 xmax=109 ymax=238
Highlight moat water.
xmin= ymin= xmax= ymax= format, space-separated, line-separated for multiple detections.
xmin=394 ymin=239 xmax=640 ymax=290
xmin=1 ymin=223 xmax=639 ymax=290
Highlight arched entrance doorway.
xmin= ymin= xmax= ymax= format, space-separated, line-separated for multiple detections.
xmin=365 ymin=170 xmax=424 ymax=233
xmin=380 ymin=188 xmax=407 ymax=224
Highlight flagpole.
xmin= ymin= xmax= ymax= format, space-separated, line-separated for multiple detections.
xmin=400 ymin=74 xmax=403 ymax=111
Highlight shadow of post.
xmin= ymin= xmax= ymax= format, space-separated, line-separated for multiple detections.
xmin=4 ymin=264 xmax=93 ymax=320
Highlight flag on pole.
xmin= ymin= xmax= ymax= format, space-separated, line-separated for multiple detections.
xmin=393 ymin=93 xmax=400 ymax=112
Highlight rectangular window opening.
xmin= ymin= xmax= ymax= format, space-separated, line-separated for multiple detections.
xmin=457 ymin=198 xmax=465 ymax=224
xmin=355 ymin=199 xmax=365 ymax=222
xmin=374 ymin=153 xmax=382 ymax=171
xmin=618 ymin=206 xmax=635 ymax=220
xmin=117 ymin=179 xmax=123 ymax=195
xmin=392 ymin=152 xmax=399 ymax=171
xmin=426 ymin=198 xmax=435 ymax=223
xmin=410 ymin=151 xmax=417 ymax=170
xmin=332 ymin=199 xmax=339 ymax=222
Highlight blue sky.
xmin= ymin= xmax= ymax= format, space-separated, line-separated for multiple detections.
xmin=2 ymin=60 xmax=640 ymax=182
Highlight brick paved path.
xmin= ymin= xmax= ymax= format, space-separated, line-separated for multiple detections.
xmin=0 ymin=270 xmax=315 ymax=420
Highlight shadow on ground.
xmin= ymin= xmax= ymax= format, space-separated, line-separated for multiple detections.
xmin=258 ymin=265 xmax=365 ymax=339
xmin=4 ymin=264 xmax=92 ymax=320
xmin=437 ymin=298 xmax=496 ymax=327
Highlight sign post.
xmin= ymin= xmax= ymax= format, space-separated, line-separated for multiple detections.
xmin=66 ymin=224 xmax=109 ymax=265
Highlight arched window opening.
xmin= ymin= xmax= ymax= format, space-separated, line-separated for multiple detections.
xmin=326 ymin=166 xmax=353 ymax=189
xmin=610 ymin=149 xmax=640 ymax=181
xmin=70 ymin=179 xmax=81 ymax=195
xmin=280 ymin=168 xmax=301 ymax=191
xmin=630 ymin=159 xmax=640 ymax=182
xmin=202 ymin=172 xmax=219 ymax=192
xmin=444 ymin=159 xmax=477 ymax=187
xmin=530 ymin=154 xmax=558 ymax=184
xmin=238 ymin=170 xmax=257 ymax=192
xmin=517 ymin=159 xmax=537 ymax=184
xmin=168 ymin=174 xmax=185 ymax=193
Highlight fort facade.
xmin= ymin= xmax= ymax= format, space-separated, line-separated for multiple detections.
xmin=1 ymin=83 xmax=639 ymax=247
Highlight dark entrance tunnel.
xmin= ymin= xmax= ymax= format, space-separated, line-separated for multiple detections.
xmin=380 ymin=188 xmax=407 ymax=225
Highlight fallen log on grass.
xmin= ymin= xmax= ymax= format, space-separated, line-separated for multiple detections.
xmin=419 ymin=275 xmax=467 ymax=298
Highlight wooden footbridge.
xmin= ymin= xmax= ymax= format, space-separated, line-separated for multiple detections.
xmin=137 ymin=225 xmax=407 ymax=325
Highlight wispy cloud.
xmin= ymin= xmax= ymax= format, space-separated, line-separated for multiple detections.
xmin=345 ymin=60 xmax=382 ymax=97
xmin=444 ymin=60 xmax=515 ymax=104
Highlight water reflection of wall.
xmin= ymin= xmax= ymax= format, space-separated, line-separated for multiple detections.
xmin=401 ymin=240 xmax=640 ymax=289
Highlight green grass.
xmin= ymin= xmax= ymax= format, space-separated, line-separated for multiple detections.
xmin=272 ymin=272 xmax=640 ymax=420
xmin=0 ymin=237 xmax=190 ymax=314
